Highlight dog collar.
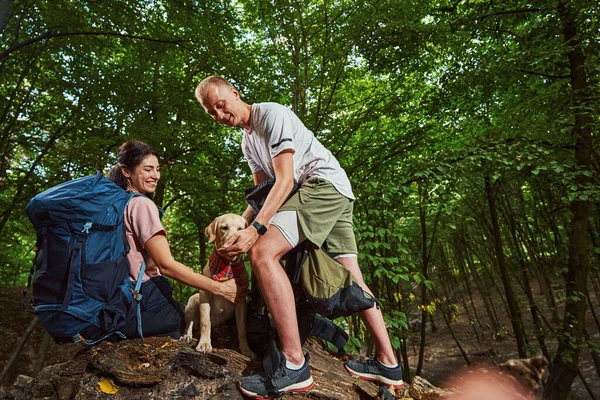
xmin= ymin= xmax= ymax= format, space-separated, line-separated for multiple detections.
xmin=208 ymin=248 xmax=244 ymax=281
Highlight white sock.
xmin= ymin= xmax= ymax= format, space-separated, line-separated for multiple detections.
xmin=286 ymin=358 xmax=305 ymax=370
xmin=379 ymin=359 xmax=398 ymax=368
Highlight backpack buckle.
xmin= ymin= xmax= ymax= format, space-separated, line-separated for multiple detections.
xmin=82 ymin=222 xmax=93 ymax=234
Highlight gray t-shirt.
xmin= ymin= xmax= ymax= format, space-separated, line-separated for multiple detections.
xmin=242 ymin=102 xmax=355 ymax=200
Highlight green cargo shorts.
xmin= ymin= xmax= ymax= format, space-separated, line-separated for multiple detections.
xmin=278 ymin=178 xmax=357 ymax=255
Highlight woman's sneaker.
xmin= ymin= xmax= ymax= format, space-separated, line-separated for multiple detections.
xmin=238 ymin=353 xmax=314 ymax=399
xmin=344 ymin=357 xmax=404 ymax=389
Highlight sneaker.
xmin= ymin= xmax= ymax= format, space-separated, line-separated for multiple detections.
xmin=238 ymin=353 xmax=314 ymax=399
xmin=344 ymin=357 xmax=404 ymax=389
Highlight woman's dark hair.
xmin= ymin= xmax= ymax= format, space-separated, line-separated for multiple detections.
xmin=108 ymin=140 xmax=160 ymax=189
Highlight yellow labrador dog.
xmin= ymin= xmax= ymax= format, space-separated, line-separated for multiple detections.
xmin=181 ymin=214 xmax=256 ymax=360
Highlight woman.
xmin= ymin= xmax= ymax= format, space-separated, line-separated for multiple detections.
xmin=108 ymin=140 xmax=238 ymax=339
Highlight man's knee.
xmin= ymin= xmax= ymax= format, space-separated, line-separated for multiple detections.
xmin=249 ymin=236 xmax=289 ymax=266
xmin=248 ymin=242 xmax=275 ymax=271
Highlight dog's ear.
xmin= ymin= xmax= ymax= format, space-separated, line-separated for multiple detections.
xmin=205 ymin=218 xmax=218 ymax=243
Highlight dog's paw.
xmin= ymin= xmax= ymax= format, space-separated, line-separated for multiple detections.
xmin=240 ymin=343 xmax=257 ymax=361
xmin=195 ymin=339 xmax=213 ymax=353
xmin=180 ymin=334 xmax=194 ymax=345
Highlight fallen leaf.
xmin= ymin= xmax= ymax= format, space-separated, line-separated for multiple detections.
xmin=96 ymin=379 xmax=118 ymax=395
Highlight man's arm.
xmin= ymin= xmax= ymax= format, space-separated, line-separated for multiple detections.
xmin=242 ymin=170 xmax=270 ymax=224
xmin=219 ymin=150 xmax=295 ymax=256
xmin=252 ymin=149 xmax=295 ymax=228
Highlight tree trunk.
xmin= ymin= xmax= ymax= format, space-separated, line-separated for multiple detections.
xmin=396 ymin=284 xmax=412 ymax=384
xmin=463 ymin=241 xmax=500 ymax=329
xmin=544 ymin=1 xmax=593 ymax=398
xmin=416 ymin=183 xmax=428 ymax=376
xmin=455 ymin=246 xmax=483 ymax=331
xmin=485 ymin=174 xmax=527 ymax=357
xmin=434 ymin=288 xmax=470 ymax=366
xmin=505 ymin=195 xmax=549 ymax=358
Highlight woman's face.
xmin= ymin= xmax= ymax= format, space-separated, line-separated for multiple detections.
xmin=123 ymin=154 xmax=160 ymax=195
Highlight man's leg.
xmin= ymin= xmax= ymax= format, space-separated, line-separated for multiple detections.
xmin=239 ymin=219 xmax=314 ymax=399
xmin=247 ymin=226 xmax=303 ymax=364
xmin=336 ymin=255 xmax=404 ymax=388
xmin=335 ymin=255 xmax=396 ymax=365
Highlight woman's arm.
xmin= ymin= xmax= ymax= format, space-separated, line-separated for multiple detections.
xmin=144 ymin=234 xmax=238 ymax=303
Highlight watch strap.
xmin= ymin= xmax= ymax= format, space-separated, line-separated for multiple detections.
xmin=251 ymin=220 xmax=267 ymax=235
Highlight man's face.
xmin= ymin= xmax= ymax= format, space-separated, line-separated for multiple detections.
xmin=200 ymin=84 xmax=244 ymax=127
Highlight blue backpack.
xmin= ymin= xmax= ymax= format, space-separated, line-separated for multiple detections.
xmin=24 ymin=172 xmax=146 ymax=345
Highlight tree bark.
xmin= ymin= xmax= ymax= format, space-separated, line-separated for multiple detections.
xmin=463 ymin=240 xmax=501 ymax=329
xmin=504 ymin=194 xmax=549 ymax=358
xmin=416 ymin=182 xmax=428 ymax=375
xmin=544 ymin=1 xmax=593 ymax=399
xmin=485 ymin=174 xmax=527 ymax=357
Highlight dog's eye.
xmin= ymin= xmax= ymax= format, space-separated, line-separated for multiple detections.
xmin=221 ymin=225 xmax=228 ymax=230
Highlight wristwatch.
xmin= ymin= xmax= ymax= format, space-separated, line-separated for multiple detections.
xmin=251 ymin=220 xmax=267 ymax=235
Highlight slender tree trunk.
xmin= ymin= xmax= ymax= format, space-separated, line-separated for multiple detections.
xmin=467 ymin=241 xmax=509 ymax=317
xmin=485 ymin=175 xmax=527 ymax=357
xmin=591 ymin=273 xmax=600 ymax=310
xmin=397 ymin=286 xmax=411 ymax=384
xmin=434 ymin=288 xmax=470 ymax=366
xmin=584 ymin=328 xmax=600 ymax=380
xmin=505 ymin=195 xmax=549 ymax=358
xmin=416 ymin=183 xmax=428 ymax=375
xmin=455 ymin=246 xmax=484 ymax=330
xmin=415 ymin=184 xmax=441 ymax=376
xmin=544 ymin=2 xmax=593 ymax=398
xmin=587 ymin=285 xmax=600 ymax=333
xmin=464 ymin=243 xmax=500 ymax=329
xmin=529 ymin=249 xmax=561 ymax=326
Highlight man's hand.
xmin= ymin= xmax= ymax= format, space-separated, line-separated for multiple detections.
xmin=218 ymin=226 xmax=260 ymax=258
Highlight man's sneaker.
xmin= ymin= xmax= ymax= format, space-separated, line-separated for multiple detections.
xmin=344 ymin=357 xmax=404 ymax=389
xmin=238 ymin=353 xmax=314 ymax=399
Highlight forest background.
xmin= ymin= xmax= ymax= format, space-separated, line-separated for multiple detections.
xmin=0 ymin=1 xmax=598 ymax=399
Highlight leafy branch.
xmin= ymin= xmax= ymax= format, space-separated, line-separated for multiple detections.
xmin=1 ymin=30 xmax=192 ymax=61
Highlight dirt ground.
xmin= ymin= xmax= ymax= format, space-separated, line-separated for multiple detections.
xmin=0 ymin=285 xmax=598 ymax=399
xmin=402 ymin=314 xmax=599 ymax=400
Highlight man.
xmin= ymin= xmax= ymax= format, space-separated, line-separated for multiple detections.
xmin=195 ymin=76 xmax=403 ymax=399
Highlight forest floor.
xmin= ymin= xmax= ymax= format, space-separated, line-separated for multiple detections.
xmin=0 ymin=285 xmax=598 ymax=399
xmin=402 ymin=313 xmax=598 ymax=399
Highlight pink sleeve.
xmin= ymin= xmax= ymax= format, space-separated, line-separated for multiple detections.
xmin=127 ymin=196 xmax=166 ymax=247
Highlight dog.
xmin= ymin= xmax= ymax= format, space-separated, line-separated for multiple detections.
xmin=181 ymin=214 xmax=257 ymax=360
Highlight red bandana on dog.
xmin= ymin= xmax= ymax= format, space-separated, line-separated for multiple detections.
xmin=208 ymin=248 xmax=244 ymax=281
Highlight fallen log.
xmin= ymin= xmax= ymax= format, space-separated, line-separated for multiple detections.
xmin=6 ymin=334 xmax=548 ymax=400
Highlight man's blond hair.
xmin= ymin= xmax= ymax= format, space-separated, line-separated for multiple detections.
xmin=195 ymin=76 xmax=233 ymax=102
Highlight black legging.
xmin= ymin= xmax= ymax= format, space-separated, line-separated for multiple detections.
xmin=119 ymin=276 xmax=185 ymax=339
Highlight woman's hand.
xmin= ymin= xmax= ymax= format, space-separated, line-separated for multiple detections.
xmin=218 ymin=226 xmax=260 ymax=258
xmin=217 ymin=279 xmax=238 ymax=303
